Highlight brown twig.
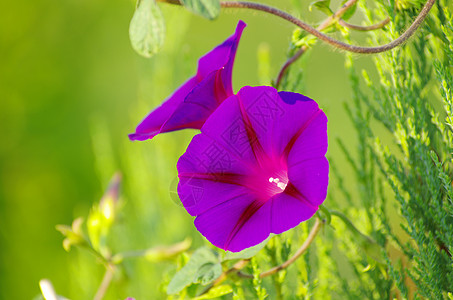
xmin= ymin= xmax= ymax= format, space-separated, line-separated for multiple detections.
xmin=275 ymin=0 xmax=358 ymax=88
xmin=339 ymin=17 xmax=390 ymax=31
xmin=221 ymin=1 xmax=434 ymax=54
xmin=237 ymin=218 xmax=324 ymax=279
xmin=200 ymin=259 xmax=250 ymax=295
xmin=158 ymin=0 xmax=434 ymax=53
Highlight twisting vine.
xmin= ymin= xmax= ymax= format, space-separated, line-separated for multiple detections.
xmin=158 ymin=0 xmax=435 ymax=55
xmin=157 ymin=0 xmax=435 ymax=88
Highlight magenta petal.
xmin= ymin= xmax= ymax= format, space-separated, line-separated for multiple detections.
xmin=129 ymin=77 xmax=198 ymax=141
xmin=226 ymin=200 xmax=271 ymax=252
xmin=199 ymin=94 xmax=259 ymax=166
xmin=177 ymin=134 xmax=252 ymax=216
xmin=197 ymin=20 xmax=246 ymax=94
xmin=235 ymin=86 xmax=322 ymax=159
xmin=288 ymin=157 xmax=329 ymax=206
xmin=194 ymin=195 xmax=271 ymax=251
xmin=160 ymin=71 xmax=222 ymax=133
xmin=129 ymin=21 xmax=246 ymax=141
xmin=270 ymin=192 xmax=318 ymax=234
xmin=177 ymin=86 xmax=329 ymax=252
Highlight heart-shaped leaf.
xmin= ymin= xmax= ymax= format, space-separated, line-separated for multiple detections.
xmin=167 ymin=247 xmax=219 ymax=294
xmin=129 ymin=0 xmax=165 ymax=58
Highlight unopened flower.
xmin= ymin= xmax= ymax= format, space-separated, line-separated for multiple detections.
xmin=129 ymin=21 xmax=246 ymax=141
xmin=177 ymin=86 xmax=329 ymax=252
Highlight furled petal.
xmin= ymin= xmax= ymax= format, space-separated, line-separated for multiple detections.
xmin=160 ymin=70 xmax=222 ymax=134
xmin=129 ymin=21 xmax=246 ymax=141
xmin=197 ymin=20 xmax=246 ymax=94
xmin=129 ymin=77 xmax=198 ymax=141
xmin=177 ymin=86 xmax=329 ymax=252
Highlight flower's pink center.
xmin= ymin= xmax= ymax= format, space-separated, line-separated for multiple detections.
xmin=246 ymin=166 xmax=289 ymax=201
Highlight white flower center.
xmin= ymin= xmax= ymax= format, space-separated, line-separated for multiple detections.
xmin=268 ymin=177 xmax=287 ymax=191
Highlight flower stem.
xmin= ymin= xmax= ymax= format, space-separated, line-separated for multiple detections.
xmin=93 ymin=264 xmax=116 ymax=300
xmin=200 ymin=259 xmax=250 ymax=295
xmin=159 ymin=0 xmax=434 ymax=55
xmin=275 ymin=0 xmax=359 ymax=88
xmin=339 ymin=18 xmax=390 ymax=31
xmin=237 ymin=217 xmax=324 ymax=279
xmin=221 ymin=1 xmax=434 ymax=54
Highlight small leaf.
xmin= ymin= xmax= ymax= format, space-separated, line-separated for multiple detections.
xmin=181 ymin=0 xmax=220 ymax=20
xmin=309 ymin=0 xmax=333 ymax=15
xmin=340 ymin=0 xmax=357 ymax=21
xmin=193 ymin=285 xmax=233 ymax=300
xmin=129 ymin=0 xmax=165 ymax=58
xmin=224 ymin=235 xmax=272 ymax=260
xmin=167 ymin=247 xmax=219 ymax=294
xmin=56 ymin=218 xmax=87 ymax=251
xmin=194 ymin=262 xmax=222 ymax=285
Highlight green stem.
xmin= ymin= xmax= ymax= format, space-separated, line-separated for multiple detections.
xmin=93 ymin=264 xmax=116 ymax=300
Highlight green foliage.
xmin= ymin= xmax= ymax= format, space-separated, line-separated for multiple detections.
xmin=26 ymin=0 xmax=453 ymax=299
xmin=181 ymin=0 xmax=220 ymax=20
xmin=338 ymin=2 xmax=453 ymax=298
xmin=167 ymin=247 xmax=221 ymax=294
xmin=309 ymin=0 xmax=333 ymax=15
xmin=224 ymin=235 xmax=272 ymax=260
xmin=129 ymin=0 xmax=165 ymax=58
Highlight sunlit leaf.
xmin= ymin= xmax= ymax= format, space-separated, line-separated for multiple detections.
xmin=309 ymin=0 xmax=333 ymax=15
xmin=181 ymin=0 xmax=220 ymax=20
xmin=194 ymin=262 xmax=222 ymax=285
xmin=341 ymin=0 xmax=357 ymax=21
xmin=129 ymin=0 xmax=165 ymax=58
xmin=193 ymin=285 xmax=233 ymax=299
xmin=224 ymin=235 xmax=272 ymax=260
xmin=167 ymin=247 xmax=220 ymax=294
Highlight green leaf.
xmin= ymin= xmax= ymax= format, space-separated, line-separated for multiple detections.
xmin=181 ymin=0 xmax=220 ymax=20
xmin=340 ymin=0 xmax=357 ymax=21
xmin=193 ymin=285 xmax=233 ymax=300
xmin=129 ymin=0 xmax=165 ymax=58
xmin=167 ymin=247 xmax=219 ymax=294
xmin=224 ymin=235 xmax=272 ymax=260
xmin=56 ymin=218 xmax=87 ymax=251
xmin=194 ymin=262 xmax=222 ymax=285
xmin=309 ymin=0 xmax=333 ymax=15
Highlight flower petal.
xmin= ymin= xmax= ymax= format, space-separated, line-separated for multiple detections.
xmin=270 ymin=192 xmax=318 ymax=234
xmin=177 ymin=86 xmax=329 ymax=252
xmin=194 ymin=196 xmax=271 ymax=252
xmin=160 ymin=70 xmax=223 ymax=133
xmin=197 ymin=20 xmax=246 ymax=94
xmin=286 ymin=110 xmax=329 ymax=206
xmin=177 ymin=133 xmax=252 ymax=216
xmin=129 ymin=21 xmax=246 ymax=141
xmin=235 ymin=87 xmax=322 ymax=160
xmin=199 ymin=94 xmax=259 ymax=167
xmin=128 ymin=77 xmax=198 ymax=141
xmin=288 ymin=157 xmax=329 ymax=206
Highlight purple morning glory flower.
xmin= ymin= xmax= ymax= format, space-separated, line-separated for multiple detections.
xmin=129 ymin=21 xmax=246 ymax=141
xmin=177 ymin=86 xmax=329 ymax=252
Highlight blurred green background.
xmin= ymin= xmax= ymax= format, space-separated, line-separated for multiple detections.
xmin=0 ymin=0 xmax=374 ymax=298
